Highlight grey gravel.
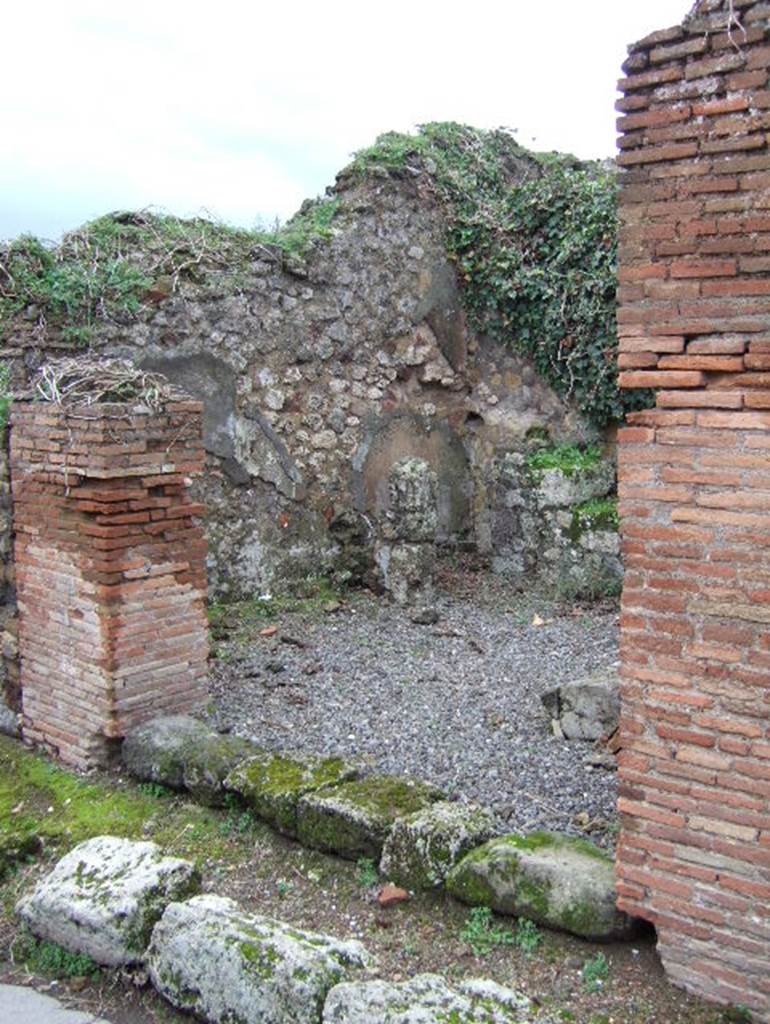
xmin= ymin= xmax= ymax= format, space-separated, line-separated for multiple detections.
xmin=208 ymin=580 xmax=620 ymax=847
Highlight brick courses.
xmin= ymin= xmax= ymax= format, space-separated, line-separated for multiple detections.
xmin=617 ymin=2 xmax=770 ymax=1020
xmin=10 ymin=400 xmax=208 ymax=768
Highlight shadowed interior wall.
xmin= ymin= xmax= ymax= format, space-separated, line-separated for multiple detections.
xmin=616 ymin=2 xmax=770 ymax=1020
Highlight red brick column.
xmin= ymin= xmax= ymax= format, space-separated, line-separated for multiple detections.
xmin=10 ymin=400 xmax=209 ymax=768
xmin=616 ymin=3 xmax=770 ymax=1020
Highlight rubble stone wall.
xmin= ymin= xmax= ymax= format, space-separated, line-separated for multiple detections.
xmin=3 ymin=165 xmax=612 ymax=599
xmin=616 ymin=2 xmax=770 ymax=1019
xmin=10 ymin=400 xmax=209 ymax=767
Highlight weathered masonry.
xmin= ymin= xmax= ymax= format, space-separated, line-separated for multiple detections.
xmin=616 ymin=2 xmax=770 ymax=1019
xmin=10 ymin=398 xmax=209 ymax=768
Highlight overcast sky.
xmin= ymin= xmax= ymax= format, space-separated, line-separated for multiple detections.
xmin=2 ymin=1 xmax=691 ymax=242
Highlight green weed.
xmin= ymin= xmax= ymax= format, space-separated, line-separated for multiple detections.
xmin=460 ymin=906 xmax=515 ymax=957
xmin=356 ymin=857 xmax=378 ymax=888
xmin=513 ymin=917 xmax=542 ymax=956
xmin=13 ymin=930 xmax=100 ymax=980
xmin=582 ymin=951 xmax=609 ymax=992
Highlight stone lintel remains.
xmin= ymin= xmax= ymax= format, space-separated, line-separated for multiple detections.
xmin=10 ymin=399 xmax=209 ymax=768
xmin=616 ymin=3 xmax=770 ymax=1020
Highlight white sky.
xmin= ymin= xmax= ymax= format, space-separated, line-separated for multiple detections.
xmin=2 ymin=1 xmax=690 ymax=242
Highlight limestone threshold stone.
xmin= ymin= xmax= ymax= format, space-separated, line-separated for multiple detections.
xmin=16 ymin=836 xmax=200 ymax=965
xmin=379 ymin=800 xmax=497 ymax=891
xmin=297 ymin=776 xmax=444 ymax=860
xmin=446 ymin=831 xmax=634 ymax=941
xmin=122 ymin=715 xmax=217 ymax=790
xmin=182 ymin=733 xmax=259 ymax=806
xmin=122 ymin=715 xmax=259 ymax=805
xmin=224 ymin=751 xmax=361 ymax=837
xmin=323 ymin=973 xmax=536 ymax=1023
xmin=148 ymin=894 xmax=371 ymax=1024
xmin=540 ymin=669 xmax=620 ymax=741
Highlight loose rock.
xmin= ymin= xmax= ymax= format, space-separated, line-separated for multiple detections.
xmin=16 ymin=836 xmax=200 ymax=966
xmin=540 ymin=668 xmax=620 ymax=741
xmin=446 ymin=831 xmax=634 ymax=941
xmin=147 ymin=894 xmax=371 ymax=1024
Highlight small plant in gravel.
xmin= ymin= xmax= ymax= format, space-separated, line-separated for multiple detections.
xmin=356 ymin=856 xmax=378 ymax=888
xmin=513 ymin=917 xmax=542 ymax=956
xmin=582 ymin=951 xmax=609 ymax=992
xmin=460 ymin=906 xmax=515 ymax=957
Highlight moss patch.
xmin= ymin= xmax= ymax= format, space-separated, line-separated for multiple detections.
xmin=525 ymin=445 xmax=601 ymax=480
xmin=225 ymin=752 xmax=360 ymax=837
xmin=0 ymin=734 xmax=274 ymax=869
xmin=297 ymin=777 xmax=444 ymax=860
xmin=568 ymin=498 xmax=619 ymax=543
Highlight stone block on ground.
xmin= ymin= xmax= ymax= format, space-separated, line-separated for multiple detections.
xmin=323 ymin=973 xmax=537 ymax=1023
xmin=379 ymin=801 xmax=498 ymax=891
xmin=181 ymin=733 xmax=260 ymax=806
xmin=297 ymin=776 xmax=444 ymax=860
xmin=147 ymin=894 xmax=370 ymax=1024
xmin=16 ymin=835 xmax=200 ymax=966
xmin=446 ymin=831 xmax=634 ymax=941
xmin=540 ymin=669 xmax=620 ymax=741
xmin=224 ymin=751 xmax=361 ymax=837
xmin=122 ymin=715 xmax=217 ymax=790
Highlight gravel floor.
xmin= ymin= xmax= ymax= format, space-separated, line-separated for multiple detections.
xmin=208 ymin=572 xmax=620 ymax=846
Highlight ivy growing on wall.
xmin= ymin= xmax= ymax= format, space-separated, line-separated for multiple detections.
xmin=353 ymin=123 xmax=653 ymax=427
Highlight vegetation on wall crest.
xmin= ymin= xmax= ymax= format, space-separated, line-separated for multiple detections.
xmin=1 ymin=122 xmax=649 ymax=427
xmin=350 ymin=122 xmax=651 ymax=428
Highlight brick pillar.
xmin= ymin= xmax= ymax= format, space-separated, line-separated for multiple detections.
xmin=10 ymin=399 xmax=209 ymax=768
xmin=616 ymin=3 xmax=770 ymax=1020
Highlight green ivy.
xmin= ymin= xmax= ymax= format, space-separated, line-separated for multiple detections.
xmin=352 ymin=123 xmax=653 ymax=428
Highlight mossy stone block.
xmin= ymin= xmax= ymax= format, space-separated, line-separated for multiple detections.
xmin=224 ymin=752 xmax=361 ymax=837
xmin=379 ymin=801 xmax=497 ymax=891
xmin=296 ymin=776 xmax=444 ymax=861
xmin=182 ymin=734 xmax=261 ymax=806
xmin=122 ymin=715 xmax=216 ymax=790
xmin=446 ymin=831 xmax=635 ymax=941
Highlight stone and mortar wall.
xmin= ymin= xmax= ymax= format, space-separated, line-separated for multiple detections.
xmin=616 ymin=2 xmax=770 ymax=1019
xmin=4 ymin=165 xmax=610 ymax=599
xmin=10 ymin=400 xmax=209 ymax=768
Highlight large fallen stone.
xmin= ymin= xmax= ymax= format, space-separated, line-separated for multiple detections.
xmin=540 ymin=669 xmax=620 ymax=741
xmin=379 ymin=801 xmax=498 ymax=891
xmin=446 ymin=832 xmax=633 ymax=941
xmin=323 ymin=973 xmax=537 ymax=1023
xmin=224 ymin=751 xmax=361 ymax=837
xmin=122 ymin=715 xmax=216 ymax=790
xmin=16 ymin=836 xmax=200 ymax=966
xmin=297 ymin=776 xmax=444 ymax=860
xmin=147 ymin=894 xmax=370 ymax=1024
